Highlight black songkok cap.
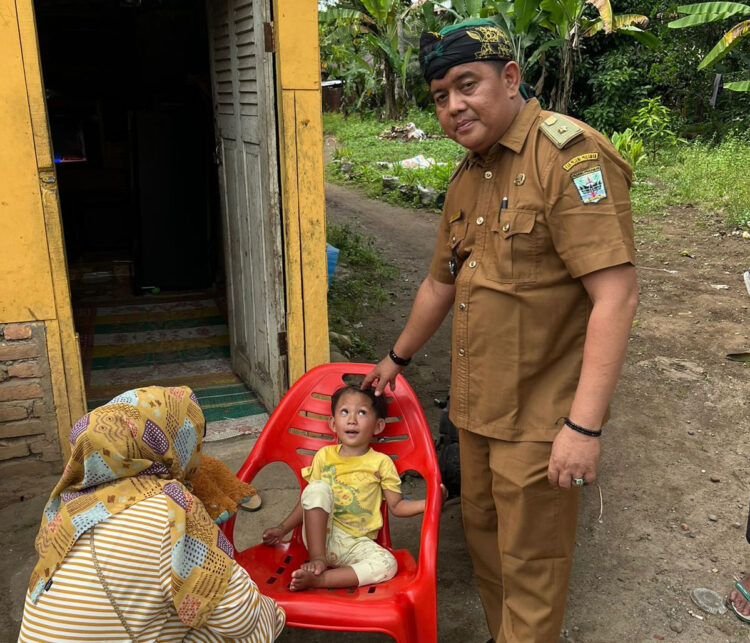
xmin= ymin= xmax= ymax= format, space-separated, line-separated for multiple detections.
xmin=419 ymin=19 xmax=513 ymax=84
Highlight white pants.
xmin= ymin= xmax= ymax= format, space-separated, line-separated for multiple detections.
xmin=301 ymin=480 xmax=397 ymax=586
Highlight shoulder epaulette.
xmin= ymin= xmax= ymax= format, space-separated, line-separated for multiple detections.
xmin=539 ymin=114 xmax=584 ymax=150
xmin=449 ymin=153 xmax=470 ymax=183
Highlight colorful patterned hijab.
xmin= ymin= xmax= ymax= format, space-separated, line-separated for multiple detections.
xmin=28 ymin=386 xmax=234 ymax=628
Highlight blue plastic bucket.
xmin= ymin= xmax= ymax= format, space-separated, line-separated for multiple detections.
xmin=326 ymin=244 xmax=340 ymax=284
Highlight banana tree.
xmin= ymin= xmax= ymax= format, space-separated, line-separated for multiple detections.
xmin=668 ymin=2 xmax=750 ymax=92
xmin=485 ymin=0 xmax=564 ymax=95
xmin=320 ymin=0 xmax=415 ymax=118
xmin=539 ymin=0 xmax=656 ymax=113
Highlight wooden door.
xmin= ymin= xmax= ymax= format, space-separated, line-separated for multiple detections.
xmin=206 ymin=0 xmax=286 ymax=408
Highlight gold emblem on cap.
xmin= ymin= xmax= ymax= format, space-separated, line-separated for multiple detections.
xmin=513 ymin=173 xmax=526 ymax=186
xmin=558 ymin=126 xmax=568 ymax=134
xmin=544 ymin=116 xmax=558 ymax=126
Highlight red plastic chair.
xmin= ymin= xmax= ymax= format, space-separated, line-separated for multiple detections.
xmin=221 ymin=363 xmax=442 ymax=642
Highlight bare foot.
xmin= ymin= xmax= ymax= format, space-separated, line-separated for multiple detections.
xmin=730 ymin=576 xmax=750 ymax=620
xmin=290 ymin=568 xmax=320 ymax=591
xmin=300 ymin=556 xmax=326 ymax=575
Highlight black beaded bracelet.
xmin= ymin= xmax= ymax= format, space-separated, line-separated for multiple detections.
xmin=563 ymin=417 xmax=602 ymax=438
xmin=388 ymin=348 xmax=411 ymax=367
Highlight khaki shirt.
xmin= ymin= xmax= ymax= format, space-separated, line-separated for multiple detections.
xmin=429 ymin=99 xmax=635 ymax=441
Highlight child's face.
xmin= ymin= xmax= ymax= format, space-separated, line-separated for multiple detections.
xmin=329 ymin=391 xmax=386 ymax=451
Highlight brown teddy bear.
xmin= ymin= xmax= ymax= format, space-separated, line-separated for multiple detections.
xmin=190 ymin=455 xmax=261 ymax=524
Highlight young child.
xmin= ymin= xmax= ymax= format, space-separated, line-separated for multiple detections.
xmin=262 ymin=384 xmax=429 ymax=591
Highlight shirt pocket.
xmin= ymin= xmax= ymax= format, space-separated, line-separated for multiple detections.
xmin=445 ymin=209 xmax=470 ymax=278
xmin=486 ymin=208 xmax=539 ymax=283
xmin=446 ymin=209 xmax=468 ymax=250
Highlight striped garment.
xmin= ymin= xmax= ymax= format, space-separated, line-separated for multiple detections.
xmin=19 ymin=495 xmax=284 ymax=642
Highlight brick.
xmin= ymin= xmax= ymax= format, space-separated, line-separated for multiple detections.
xmin=3 ymin=325 xmax=32 ymax=340
xmin=0 ymin=383 xmax=43 ymax=402
xmin=0 ymin=442 xmax=30 ymax=460
xmin=28 ymin=437 xmax=48 ymax=453
xmin=40 ymin=444 xmax=62 ymax=462
xmin=8 ymin=361 xmax=42 ymax=378
xmin=0 ymin=405 xmax=28 ymax=422
xmin=0 ymin=420 xmax=44 ymax=439
xmin=31 ymin=400 xmax=45 ymax=417
xmin=0 ymin=344 xmax=39 ymax=361
xmin=28 ymin=438 xmax=61 ymax=461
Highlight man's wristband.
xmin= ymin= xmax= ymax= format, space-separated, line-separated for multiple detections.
xmin=563 ymin=417 xmax=602 ymax=438
xmin=388 ymin=348 xmax=411 ymax=367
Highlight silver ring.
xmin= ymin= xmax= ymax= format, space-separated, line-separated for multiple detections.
xmin=573 ymin=477 xmax=585 ymax=487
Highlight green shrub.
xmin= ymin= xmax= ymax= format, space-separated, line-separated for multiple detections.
xmin=631 ymin=97 xmax=682 ymax=161
xmin=608 ymin=128 xmax=647 ymax=172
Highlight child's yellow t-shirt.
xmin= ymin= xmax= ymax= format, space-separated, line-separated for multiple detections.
xmin=302 ymin=444 xmax=401 ymax=539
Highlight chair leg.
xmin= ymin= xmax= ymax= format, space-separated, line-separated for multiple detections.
xmin=387 ymin=602 xmax=436 ymax=643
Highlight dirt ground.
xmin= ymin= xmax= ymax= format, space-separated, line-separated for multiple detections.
xmin=1 ymin=180 xmax=748 ymax=643
xmin=324 ymin=181 xmax=750 ymax=642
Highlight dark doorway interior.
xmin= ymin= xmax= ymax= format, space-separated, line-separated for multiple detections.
xmin=34 ymin=0 xmax=222 ymax=296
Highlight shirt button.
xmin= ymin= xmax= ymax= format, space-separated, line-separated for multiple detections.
xmin=458 ymin=302 xmax=466 ymax=311
xmin=451 ymin=235 xmax=456 ymax=243
xmin=484 ymin=171 xmax=492 ymax=179
xmin=458 ymin=348 xmax=465 ymax=357
xmin=476 ymin=217 xmax=484 ymax=225
xmin=502 ymin=223 xmax=510 ymax=233
xmin=468 ymin=260 xmax=477 ymax=268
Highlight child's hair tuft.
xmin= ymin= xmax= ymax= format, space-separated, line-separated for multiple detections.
xmin=330 ymin=384 xmax=388 ymax=419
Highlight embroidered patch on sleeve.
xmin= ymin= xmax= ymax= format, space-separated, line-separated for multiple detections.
xmin=563 ymin=152 xmax=598 ymax=171
xmin=571 ymin=165 xmax=607 ymax=204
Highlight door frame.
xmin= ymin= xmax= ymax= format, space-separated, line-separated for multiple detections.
xmin=6 ymin=0 xmax=329 ymax=451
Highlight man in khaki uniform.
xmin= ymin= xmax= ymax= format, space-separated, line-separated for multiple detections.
xmin=363 ymin=19 xmax=639 ymax=643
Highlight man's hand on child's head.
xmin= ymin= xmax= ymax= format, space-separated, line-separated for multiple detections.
xmin=262 ymin=525 xmax=285 ymax=546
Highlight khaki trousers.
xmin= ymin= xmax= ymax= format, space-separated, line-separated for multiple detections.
xmin=459 ymin=429 xmax=580 ymax=643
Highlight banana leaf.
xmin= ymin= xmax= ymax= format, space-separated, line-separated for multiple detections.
xmin=583 ymin=13 xmax=650 ymax=36
xmin=586 ymin=0 xmax=614 ymax=33
xmin=724 ymin=79 xmax=750 ymax=90
xmin=616 ymin=25 xmax=661 ymax=48
xmin=676 ymin=1 xmax=750 ymax=16
xmin=699 ymin=19 xmax=750 ymax=68
xmin=525 ymin=37 xmax=566 ymax=69
xmin=669 ymin=2 xmax=750 ymax=28
xmin=319 ymin=8 xmax=368 ymax=24
xmin=360 ymin=0 xmax=395 ymax=25
xmin=515 ymin=0 xmax=542 ymax=33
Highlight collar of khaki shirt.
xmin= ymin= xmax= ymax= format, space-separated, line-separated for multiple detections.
xmin=466 ymin=98 xmax=541 ymax=167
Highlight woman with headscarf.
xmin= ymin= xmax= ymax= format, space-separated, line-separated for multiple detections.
xmin=19 ymin=386 xmax=284 ymax=642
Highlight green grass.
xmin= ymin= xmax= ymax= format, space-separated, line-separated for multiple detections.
xmin=325 ymin=112 xmax=750 ymax=230
xmin=323 ymin=110 xmax=464 ymax=209
xmin=327 ymin=223 xmax=398 ymax=359
xmin=632 ymin=136 xmax=750 ymax=228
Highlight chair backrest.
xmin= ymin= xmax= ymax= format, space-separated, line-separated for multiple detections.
xmin=234 ymin=362 xmax=441 ymax=550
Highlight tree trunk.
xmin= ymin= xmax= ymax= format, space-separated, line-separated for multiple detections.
xmin=553 ymin=41 xmax=574 ymax=114
xmin=384 ymin=62 xmax=398 ymax=120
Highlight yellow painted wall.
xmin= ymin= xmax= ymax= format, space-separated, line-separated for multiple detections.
xmin=0 ymin=0 xmax=327 ymax=463
xmin=273 ymin=0 xmax=330 ymax=384
xmin=1 ymin=0 xmax=87 ymax=460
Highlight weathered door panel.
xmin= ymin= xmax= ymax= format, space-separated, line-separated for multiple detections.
xmin=206 ymin=0 xmax=286 ymax=408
